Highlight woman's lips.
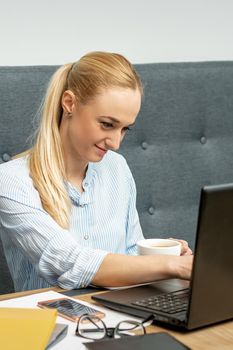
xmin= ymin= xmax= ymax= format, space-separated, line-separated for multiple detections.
xmin=95 ymin=144 xmax=107 ymax=155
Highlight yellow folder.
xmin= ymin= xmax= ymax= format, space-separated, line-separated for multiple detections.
xmin=0 ymin=307 xmax=57 ymax=350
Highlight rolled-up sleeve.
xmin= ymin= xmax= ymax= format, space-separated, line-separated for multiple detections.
xmin=0 ymin=194 xmax=108 ymax=289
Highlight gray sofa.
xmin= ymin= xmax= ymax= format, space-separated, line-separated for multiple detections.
xmin=1 ymin=61 xmax=233 ymax=294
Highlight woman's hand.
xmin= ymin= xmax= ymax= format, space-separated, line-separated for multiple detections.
xmin=169 ymin=238 xmax=193 ymax=256
xmin=171 ymin=255 xmax=194 ymax=280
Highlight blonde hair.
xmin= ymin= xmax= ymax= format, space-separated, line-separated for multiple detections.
xmin=27 ymin=51 xmax=143 ymax=229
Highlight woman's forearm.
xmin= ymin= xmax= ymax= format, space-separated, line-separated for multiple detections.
xmin=92 ymin=253 xmax=193 ymax=287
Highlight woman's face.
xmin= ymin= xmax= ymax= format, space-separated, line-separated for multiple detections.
xmin=60 ymin=87 xmax=141 ymax=166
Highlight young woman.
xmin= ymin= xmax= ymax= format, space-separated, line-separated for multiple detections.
xmin=0 ymin=51 xmax=193 ymax=291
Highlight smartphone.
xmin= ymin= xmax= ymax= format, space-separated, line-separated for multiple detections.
xmin=37 ymin=297 xmax=105 ymax=322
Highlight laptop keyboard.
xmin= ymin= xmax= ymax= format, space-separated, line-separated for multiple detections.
xmin=132 ymin=288 xmax=190 ymax=314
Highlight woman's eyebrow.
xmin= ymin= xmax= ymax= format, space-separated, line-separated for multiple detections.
xmin=100 ymin=116 xmax=135 ymax=126
xmin=99 ymin=116 xmax=120 ymax=123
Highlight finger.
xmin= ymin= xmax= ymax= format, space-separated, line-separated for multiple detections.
xmin=181 ymin=247 xmax=193 ymax=256
xmin=181 ymin=242 xmax=190 ymax=254
xmin=168 ymin=238 xmax=192 ymax=255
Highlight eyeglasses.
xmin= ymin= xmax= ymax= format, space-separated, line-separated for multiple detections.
xmin=75 ymin=313 xmax=154 ymax=340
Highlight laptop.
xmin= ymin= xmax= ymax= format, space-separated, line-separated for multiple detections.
xmin=93 ymin=183 xmax=233 ymax=330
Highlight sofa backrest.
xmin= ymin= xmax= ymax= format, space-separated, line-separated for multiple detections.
xmin=1 ymin=62 xmax=233 ymax=293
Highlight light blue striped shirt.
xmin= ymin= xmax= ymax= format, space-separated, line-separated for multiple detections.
xmin=0 ymin=151 xmax=144 ymax=291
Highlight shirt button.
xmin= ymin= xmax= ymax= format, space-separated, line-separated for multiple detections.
xmin=84 ymin=235 xmax=89 ymax=240
xmin=148 ymin=206 xmax=155 ymax=215
xmin=141 ymin=141 xmax=148 ymax=150
xmin=200 ymin=136 xmax=207 ymax=144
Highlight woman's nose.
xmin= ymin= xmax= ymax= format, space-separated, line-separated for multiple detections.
xmin=106 ymin=131 xmax=123 ymax=151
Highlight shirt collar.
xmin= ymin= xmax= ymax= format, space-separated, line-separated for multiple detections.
xmin=66 ymin=163 xmax=95 ymax=206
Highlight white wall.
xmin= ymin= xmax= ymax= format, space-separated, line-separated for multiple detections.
xmin=0 ymin=0 xmax=233 ymax=65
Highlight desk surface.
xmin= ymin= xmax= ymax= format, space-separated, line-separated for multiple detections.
xmin=0 ymin=287 xmax=232 ymax=350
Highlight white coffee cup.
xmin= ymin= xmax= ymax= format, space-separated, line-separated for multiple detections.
xmin=137 ymin=238 xmax=182 ymax=256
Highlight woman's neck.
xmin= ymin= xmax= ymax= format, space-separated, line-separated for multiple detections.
xmin=66 ymin=164 xmax=88 ymax=192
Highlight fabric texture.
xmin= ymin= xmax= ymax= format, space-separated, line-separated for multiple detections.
xmin=0 ymin=152 xmax=143 ymax=291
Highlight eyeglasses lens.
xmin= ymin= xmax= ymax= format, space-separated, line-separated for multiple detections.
xmin=115 ymin=321 xmax=145 ymax=338
xmin=78 ymin=315 xmax=106 ymax=340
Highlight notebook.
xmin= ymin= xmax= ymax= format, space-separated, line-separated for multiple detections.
xmin=0 ymin=307 xmax=57 ymax=350
xmin=93 ymin=183 xmax=233 ymax=330
xmin=46 ymin=323 xmax=68 ymax=349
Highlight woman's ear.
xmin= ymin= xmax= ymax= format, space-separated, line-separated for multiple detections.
xmin=61 ymin=90 xmax=76 ymax=114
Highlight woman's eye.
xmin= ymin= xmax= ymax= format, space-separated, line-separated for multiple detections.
xmin=123 ymin=126 xmax=131 ymax=132
xmin=101 ymin=122 xmax=113 ymax=129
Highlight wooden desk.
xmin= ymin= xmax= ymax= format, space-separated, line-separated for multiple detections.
xmin=0 ymin=288 xmax=232 ymax=350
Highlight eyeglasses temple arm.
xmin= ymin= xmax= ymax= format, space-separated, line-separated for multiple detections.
xmin=142 ymin=314 xmax=155 ymax=324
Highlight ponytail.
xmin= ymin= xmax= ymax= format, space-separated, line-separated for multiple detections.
xmin=29 ymin=63 xmax=73 ymax=229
